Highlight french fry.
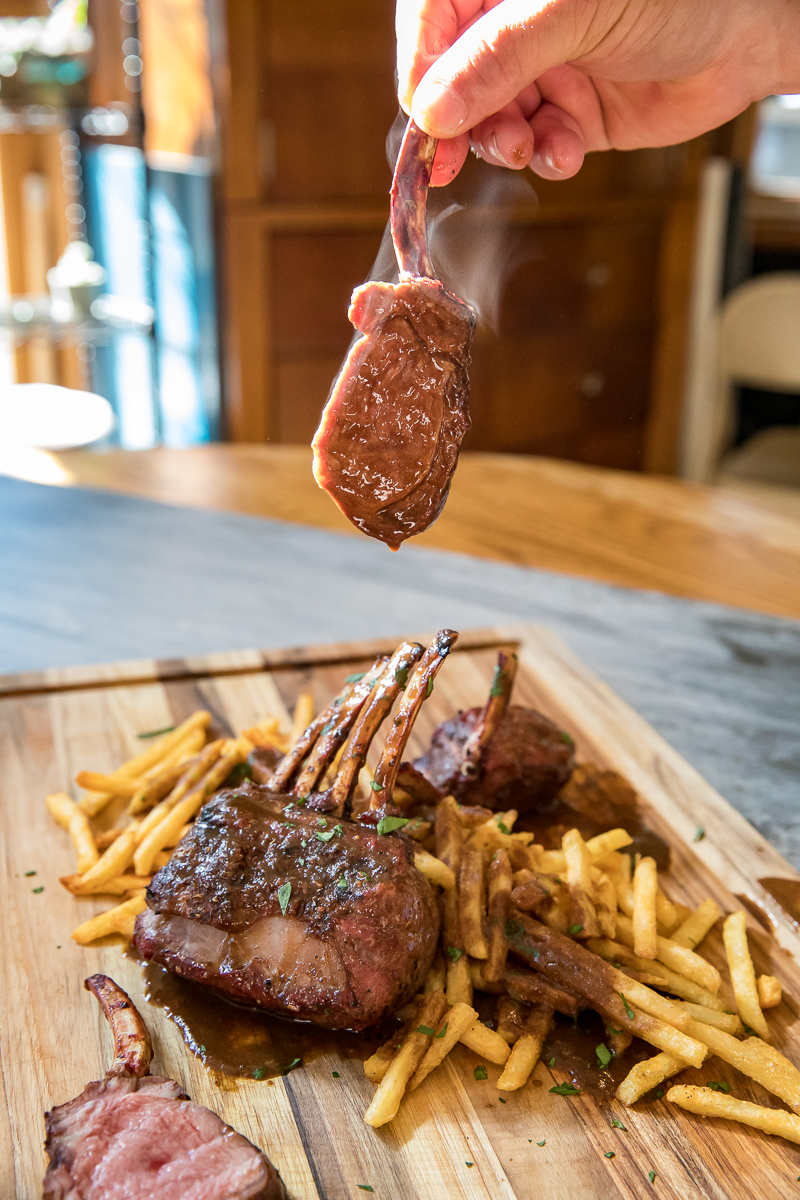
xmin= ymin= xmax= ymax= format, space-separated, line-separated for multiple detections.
xmin=537 ymin=850 xmax=567 ymax=874
xmin=90 ymin=711 xmax=211 ymax=794
xmin=435 ymin=796 xmax=463 ymax=876
xmin=409 ymin=1002 xmax=478 ymax=1090
xmin=655 ymin=887 xmax=681 ymax=935
xmin=459 ymin=1017 xmax=511 ymax=1065
xmin=290 ymin=692 xmax=314 ymax=745
xmin=364 ymin=1021 xmax=411 ymax=1084
xmin=127 ymin=758 xmax=193 ymax=817
xmin=497 ymin=1009 xmax=553 ymax=1093
xmin=134 ymin=742 xmax=244 ymax=876
xmin=672 ymin=899 xmax=722 ymax=950
xmin=459 ymin=847 xmax=488 ymax=959
xmin=364 ymin=992 xmax=447 ymax=1126
xmin=723 ymin=911 xmax=770 ymax=1040
xmin=667 ymin=1085 xmax=800 ymax=1145
xmin=423 ymin=953 xmax=447 ymax=994
xmin=593 ymin=871 xmax=617 ymax=939
xmin=60 ymin=872 xmax=151 ymax=896
xmin=563 ymin=829 xmax=594 ymax=899
xmin=632 ymin=856 xmax=658 ymax=959
xmin=446 ymin=953 xmax=473 ymax=1006
xmin=758 ymin=975 xmax=782 ymax=1009
xmin=685 ymin=1021 xmax=800 ymax=1113
xmin=75 ymin=771 xmax=140 ymax=797
xmin=75 ymin=826 xmax=138 ymax=891
xmin=567 ymin=884 xmax=600 ymax=938
xmin=414 ymin=849 xmax=455 ymax=891
xmin=679 ymin=1003 xmax=743 ymax=1035
xmin=46 ymin=792 xmax=99 ymax=873
xmin=484 ymin=849 xmax=512 ymax=982
xmin=78 ymin=791 xmax=115 ymax=818
xmin=71 ymin=893 xmax=147 ymax=944
xmin=616 ymin=1052 xmax=686 ymax=1106
xmin=586 ymin=937 xmax=727 ymax=1010
xmin=585 ymin=829 xmax=633 ymax=860
xmin=95 ymin=828 xmax=124 ymax=852
xmin=615 ymin=913 xmax=721 ymax=993
xmin=135 ymin=740 xmax=224 ymax=844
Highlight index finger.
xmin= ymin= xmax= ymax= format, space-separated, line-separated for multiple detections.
xmin=396 ymin=0 xmax=484 ymax=110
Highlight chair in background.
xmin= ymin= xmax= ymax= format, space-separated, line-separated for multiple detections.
xmin=681 ymin=265 xmax=800 ymax=486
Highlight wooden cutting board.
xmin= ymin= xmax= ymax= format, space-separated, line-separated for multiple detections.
xmin=2 ymin=623 xmax=800 ymax=1200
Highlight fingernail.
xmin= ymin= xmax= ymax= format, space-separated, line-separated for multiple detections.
xmin=414 ymin=85 xmax=468 ymax=137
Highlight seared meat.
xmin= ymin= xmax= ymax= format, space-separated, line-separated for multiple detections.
xmin=134 ymin=632 xmax=457 ymax=1031
xmin=247 ymin=744 xmax=283 ymax=785
xmin=312 ymin=119 xmax=475 ymax=549
xmin=44 ymin=975 xmax=284 ymax=1200
xmin=414 ymin=652 xmax=574 ymax=812
xmin=135 ymin=787 xmax=439 ymax=1031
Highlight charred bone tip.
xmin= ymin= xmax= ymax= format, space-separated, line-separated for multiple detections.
xmin=84 ymin=973 xmax=153 ymax=1078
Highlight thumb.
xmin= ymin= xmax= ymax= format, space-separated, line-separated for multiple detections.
xmin=409 ymin=0 xmax=607 ymax=137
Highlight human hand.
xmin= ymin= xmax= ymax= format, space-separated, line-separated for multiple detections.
xmin=397 ymin=0 xmax=800 ymax=184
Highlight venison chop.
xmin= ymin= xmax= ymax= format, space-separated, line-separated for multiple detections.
xmin=312 ymin=120 xmax=475 ymax=548
xmin=414 ymin=651 xmax=575 ymax=812
xmin=43 ymin=974 xmax=284 ymax=1200
xmin=134 ymin=632 xmax=456 ymax=1031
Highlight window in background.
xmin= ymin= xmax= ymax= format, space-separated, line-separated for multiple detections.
xmin=751 ymin=96 xmax=800 ymax=197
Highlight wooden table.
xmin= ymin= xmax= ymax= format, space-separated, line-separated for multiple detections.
xmin=45 ymin=444 xmax=800 ymax=621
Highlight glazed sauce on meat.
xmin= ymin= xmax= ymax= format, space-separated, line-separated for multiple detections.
xmin=142 ymin=962 xmax=385 ymax=1080
xmin=541 ymin=1011 xmax=652 ymax=1100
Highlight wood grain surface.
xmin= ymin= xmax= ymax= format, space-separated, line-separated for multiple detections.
xmin=2 ymin=624 xmax=800 ymax=1200
xmin=43 ymin=444 xmax=800 ymax=621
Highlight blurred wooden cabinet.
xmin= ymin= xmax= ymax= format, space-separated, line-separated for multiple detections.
xmin=217 ymin=0 xmax=732 ymax=471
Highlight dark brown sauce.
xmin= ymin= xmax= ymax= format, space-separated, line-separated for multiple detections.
xmin=142 ymin=962 xmax=386 ymax=1080
xmin=735 ymin=892 xmax=777 ymax=934
xmin=517 ymin=799 xmax=670 ymax=871
xmin=541 ymin=1011 xmax=652 ymax=1101
xmin=758 ymin=878 xmax=800 ymax=931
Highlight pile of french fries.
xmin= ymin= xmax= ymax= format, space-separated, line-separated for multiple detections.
xmin=46 ymin=707 xmax=797 ymax=1151
xmin=366 ymin=791 xmax=797 ymax=1147
xmin=45 ymin=703 xmax=303 ymax=945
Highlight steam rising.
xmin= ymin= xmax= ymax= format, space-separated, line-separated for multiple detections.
xmin=368 ymin=109 xmax=540 ymax=330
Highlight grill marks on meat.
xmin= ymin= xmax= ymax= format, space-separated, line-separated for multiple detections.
xmin=43 ymin=975 xmax=284 ymax=1200
xmin=312 ymin=119 xmax=475 ymax=549
xmin=414 ymin=651 xmax=575 ymax=812
xmin=136 ymin=788 xmax=439 ymax=1030
xmin=134 ymin=632 xmax=457 ymax=1031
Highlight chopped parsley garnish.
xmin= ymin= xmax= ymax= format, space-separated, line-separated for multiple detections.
xmin=489 ymin=680 xmax=504 ymax=700
xmin=707 ymin=1080 xmax=730 ymax=1092
xmin=369 ymin=779 xmax=384 ymax=792
xmin=136 ymin=724 xmax=176 ymax=739
xmin=604 ymin=1151 xmax=615 ymax=1159
xmin=570 ymin=924 xmax=584 ymax=935
xmin=253 ymin=1068 xmax=266 ymax=1079
xmin=608 ymin=1027 xmax=624 ymax=1036
xmin=315 ymin=830 xmax=336 ymax=842
xmin=465 ymin=1161 xmax=473 ymax=1167
xmin=548 ymin=1057 xmax=556 ymax=1067
xmin=416 ymin=1025 xmax=436 ymax=1037
xmin=550 ymin=1082 xmax=581 ymax=1096
xmin=426 ymin=677 xmax=434 ymax=697
xmin=595 ymin=1043 xmax=612 ymax=1069
xmin=693 ymin=826 xmax=706 ymax=842
xmin=504 ymin=919 xmax=525 ymax=938
xmin=395 ymin=666 xmax=409 ymax=687
xmin=447 ymin=946 xmax=463 ymax=961
xmin=334 ymin=823 xmax=343 ymax=836
xmin=336 ymin=877 xmax=347 ymax=890
xmin=611 ymin=1117 xmax=627 ymax=1131
xmin=296 ymin=796 xmax=308 ymax=807
xmin=32 ymin=886 xmax=44 ymax=894
xmin=277 ymin=882 xmax=291 ymax=915
xmin=24 ymin=870 xmax=36 ymax=877
xmin=498 ymin=1096 xmax=507 ymax=1103
xmin=655 ymin=1089 xmax=664 ymax=1098
xmin=648 ymin=1171 xmax=656 ymax=1184
xmin=560 ymin=732 xmax=574 ymax=746
xmin=743 ymin=1023 xmax=757 ymax=1036
xmin=620 ymin=993 xmax=635 ymax=1019
xmin=344 ymin=672 xmax=366 ymax=683
xmin=474 ymin=1065 xmax=488 ymax=1081
xmin=497 ymin=821 xmax=510 ymax=836
xmin=286 ymin=1057 xmax=301 ymax=1070
xmin=297 ymin=857 xmax=305 ymax=866
xmin=377 ymin=815 xmax=409 ymax=836
xmin=357 ymin=1186 xmax=374 ymax=1193
xmin=536 ymin=1139 xmax=546 ymax=1146
xmin=435 ymin=1023 xmax=448 ymax=1039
